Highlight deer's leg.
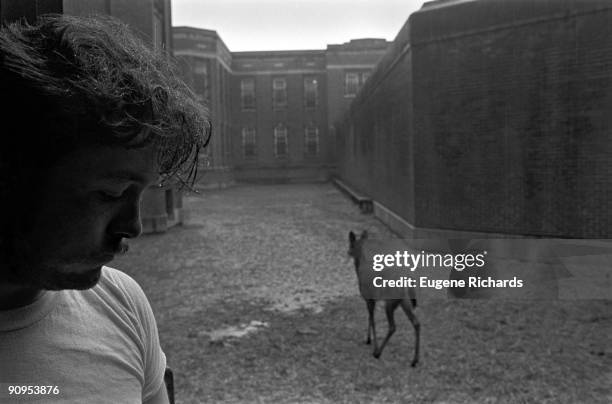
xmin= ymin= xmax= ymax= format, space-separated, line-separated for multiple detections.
xmin=400 ymin=298 xmax=420 ymax=367
xmin=365 ymin=299 xmax=376 ymax=346
xmin=408 ymin=287 xmax=417 ymax=308
xmin=374 ymin=300 xmax=401 ymax=359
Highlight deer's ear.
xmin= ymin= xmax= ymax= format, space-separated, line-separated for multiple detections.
xmin=349 ymin=231 xmax=356 ymax=243
xmin=361 ymin=230 xmax=368 ymax=239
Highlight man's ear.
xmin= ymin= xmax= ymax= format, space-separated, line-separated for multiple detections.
xmin=361 ymin=230 xmax=368 ymax=240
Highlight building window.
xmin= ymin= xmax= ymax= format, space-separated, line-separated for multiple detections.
xmin=272 ymin=77 xmax=287 ymax=109
xmin=193 ymin=61 xmax=209 ymax=104
xmin=304 ymin=77 xmax=318 ymax=108
xmin=304 ymin=125 xmax=319 ymax=157
xmin=362 ymin=72 xmax=370 ymax=84
xmin=242 ymin=127 xmax=257 ymax=157
xmin=241 ymin=78 xmax=255 ymax=110
xmin=152 ymin=12 xmax=163 ymax=50
xmin=274 ymin=124 xmax=288 ymax=157
xmin=345 ymin=72 xmax=359 ymax=97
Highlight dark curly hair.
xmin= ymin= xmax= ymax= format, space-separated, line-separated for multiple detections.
xmin=0 ymin=14 xmax=211 ymax=186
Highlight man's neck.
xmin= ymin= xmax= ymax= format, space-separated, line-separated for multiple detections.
xmin=0 ymin=283 xmax=44 ymax=310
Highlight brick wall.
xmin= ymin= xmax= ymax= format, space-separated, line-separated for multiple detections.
xmin=338 ymin=19 xmax=416 ymax=225
xmin=339 ymin=0 xmax=612 ymax=237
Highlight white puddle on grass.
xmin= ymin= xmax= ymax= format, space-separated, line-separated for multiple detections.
xmin=266 ymin=296 xmax=325 ymax=314
xmin=197 ymin=320 xmax=269 ymax=342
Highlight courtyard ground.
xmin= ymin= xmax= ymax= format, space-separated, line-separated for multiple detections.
xmin=112 ymin=183 xmax=612 ymax=404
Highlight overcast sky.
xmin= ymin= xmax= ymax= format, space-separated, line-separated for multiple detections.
xmin=171 ymin=0 xmax=426 ymax=51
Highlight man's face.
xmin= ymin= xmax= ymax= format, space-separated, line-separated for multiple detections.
xmin=11 ymin=145 xmax=159 ymax=290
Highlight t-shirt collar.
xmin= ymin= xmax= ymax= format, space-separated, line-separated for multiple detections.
xmin=0 ymin=290 xmax=60 ymax=331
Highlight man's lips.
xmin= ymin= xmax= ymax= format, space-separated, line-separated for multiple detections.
xmin=89 ymin=241 xmax=128 ymax=264
xmin=114 ymin=241 xmax=129 ymax=254
xmin=103 ymin=240 xmax=129 ymax=256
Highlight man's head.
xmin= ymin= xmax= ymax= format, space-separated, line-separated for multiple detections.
xmin=0 ymin=15 xmax=210 ymax=290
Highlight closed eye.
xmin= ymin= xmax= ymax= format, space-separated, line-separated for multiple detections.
xmin=98 ymin=189 xmax=127 ymax=201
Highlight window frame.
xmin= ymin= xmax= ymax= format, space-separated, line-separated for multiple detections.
xmin=272 ymin=77 xmax=288 ymax=109
xmin=241 ymin=78 xmax=256 ymax=111
xmin=274 ymin=124 xmax=288 ymax=157
xmin=344 ymin=72 xmax=360 ymax=97
xmin=242 ymin=127 xmax=257 ymax=158
xmin=304 ymin=125 xmax=319 ymax=157
xmin=303 ymin=76 xmax=318 ymax=109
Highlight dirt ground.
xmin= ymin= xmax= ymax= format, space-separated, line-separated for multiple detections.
xmin=112 ymin=183 xmax=612 ymax=404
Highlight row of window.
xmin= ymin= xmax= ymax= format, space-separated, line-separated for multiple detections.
xmin=345 ymin=72 xmax=370 ymax=97
xmin=239 ymin=72 xmax=369 ymax=111
xmin=241 ymin=77 xmax=319 ymax=110
xmin=241 ymin=125 xmax=319 ymax=157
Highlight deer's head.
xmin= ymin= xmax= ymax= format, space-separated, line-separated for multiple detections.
xmin=348 ymin=230 xmax=368 ymax=268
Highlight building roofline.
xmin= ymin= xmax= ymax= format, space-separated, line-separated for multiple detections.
xmin=418 ymin=0 xmax=479 ymax=11
xmin=326 ymin=38 xmax=392 ymax=51
xmin=173 ymin=25 xmax=219 ymax=35
xmin=232 ymin=49 xmax=327 ymax=57
xmin=173 ymin=25 xmax=233 ymax=59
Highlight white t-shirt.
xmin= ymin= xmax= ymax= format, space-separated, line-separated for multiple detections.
xmin=0 ymin=267 xmax=166 ymax=403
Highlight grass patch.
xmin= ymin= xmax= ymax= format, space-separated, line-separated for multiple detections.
xmin=113 ymin=184 xmax=612 ymax=403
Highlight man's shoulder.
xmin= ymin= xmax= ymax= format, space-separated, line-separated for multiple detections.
xmin=100 ymin=266 xmax=140 ymax=290
xmin=91 ymin=266 xmax=149 ymax=314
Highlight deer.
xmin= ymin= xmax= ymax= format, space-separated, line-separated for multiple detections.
xmin=348 ymin=230 xmax=420 ymax=366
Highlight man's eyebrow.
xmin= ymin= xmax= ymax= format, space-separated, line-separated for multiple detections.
xmin=101 ymin=170 xmax=160 ymax=184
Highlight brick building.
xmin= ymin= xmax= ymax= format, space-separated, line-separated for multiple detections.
xmin=0 ymin=0 xmax=172 ymax=49
xmin=172 ymin=28 xmax=389 ymax=184
xmin=172 ymin=27 xmax=233 ymax=188
xmin=230 ymin=48 xmax=329 ymax=182
xmin=338 ymin=0 xmax=612 ymax=238
xmin=1 ymin=0 xmax=183 ymax=233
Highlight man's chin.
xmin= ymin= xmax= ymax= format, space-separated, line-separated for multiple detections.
xmin=43 ymin=267 xmax=103 ymax=290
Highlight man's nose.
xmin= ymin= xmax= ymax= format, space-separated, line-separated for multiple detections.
xmin=111 ymin=201 xmax=142 ymax=239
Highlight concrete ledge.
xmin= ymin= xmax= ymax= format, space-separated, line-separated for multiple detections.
xmin=166 ymin=208 xmax=183 ymax=229
xmin=142 ymin=215 xmax=168 ymax=234
xmin=332 ymin=178 xmax=373 ymax=213
xmin=196 ymin=180 xmax=236 ymax=190
xmin=196 ymin=167 xmax=236 ymax=190
xmin=373 ymin=201 xmax=416 ymax=237
xmin=141 ymin=185 xmax=184 ymax=234
xmin=142 ymin=209 xmax=183 ymax=234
